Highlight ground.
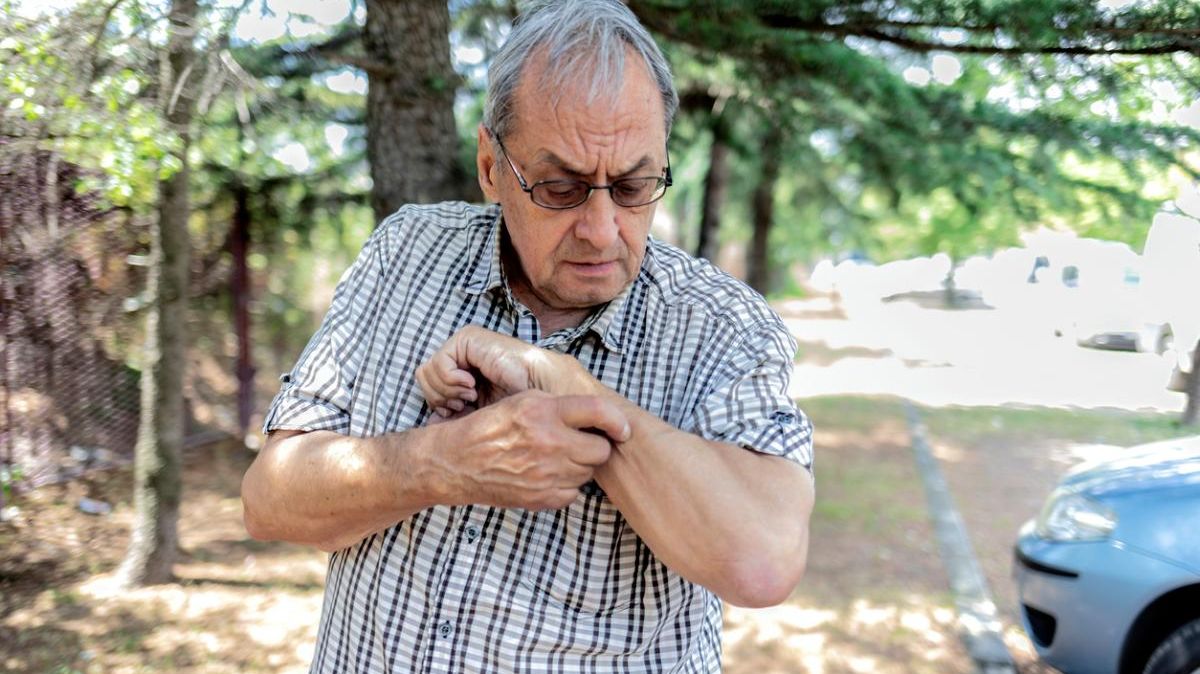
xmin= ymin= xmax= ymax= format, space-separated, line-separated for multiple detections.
xmin=1 ymin=446 xmax=323 ymax=673
xmin=2 ymin=292 xmax=1195 ymax=673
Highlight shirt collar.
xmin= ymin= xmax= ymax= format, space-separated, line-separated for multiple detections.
xmin=459 ymin=204 xmax=506 ymax=297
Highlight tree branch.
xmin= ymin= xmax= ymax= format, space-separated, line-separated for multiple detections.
xmin=772 ymin=16 xmax=1200 ymax=39
xmin=759 ymin=14 xmax=1200 ymax=57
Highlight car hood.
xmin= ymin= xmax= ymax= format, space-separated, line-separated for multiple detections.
xmin=1060 ymin=435 xmax=1200 ymax=497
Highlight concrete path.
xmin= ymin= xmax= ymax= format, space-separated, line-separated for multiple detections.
xmin=905 ymin=402 xmax=1017 ymax=674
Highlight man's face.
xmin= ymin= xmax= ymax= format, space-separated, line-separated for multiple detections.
xmin=478 ymin=50 xmax=667 ymax=314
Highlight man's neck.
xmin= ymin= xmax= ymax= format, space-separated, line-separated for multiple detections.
xmin=508 ymin=278 xmax=591 ymax=336
xmin=500 ymin=227 xmax=593 ymax=336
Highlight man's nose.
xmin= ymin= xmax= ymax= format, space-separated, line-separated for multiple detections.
xmin=574 ymin=188 xmax=621 ymax=249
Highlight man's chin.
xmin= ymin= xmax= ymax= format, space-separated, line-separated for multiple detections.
xmin=552 ymin=282 xmax=627 ymax=309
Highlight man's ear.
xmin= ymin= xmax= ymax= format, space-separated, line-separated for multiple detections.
xmin=476 ymin=124 xmax=500 ymax=203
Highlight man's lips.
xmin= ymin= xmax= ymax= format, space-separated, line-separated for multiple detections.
xmin=565 ymin=260 xmax=618 ymax=275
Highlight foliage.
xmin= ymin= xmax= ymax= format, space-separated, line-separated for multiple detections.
xmin=1 ymin=463 xmax=25 ymax=503
xmin=629 ymin=0 xmax=1200 ymax=263
xmin=0 ymin=1 xmax=182 ymax=212
xmin=5 ymin=0 xmax=1199 ymax=437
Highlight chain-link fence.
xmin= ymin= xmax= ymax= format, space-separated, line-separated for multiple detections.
xmin=1 ymin=148 xmax=143 ymax=500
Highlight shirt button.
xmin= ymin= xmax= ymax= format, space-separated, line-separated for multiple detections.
xmin=438 ymin=620 xmax=452 ymax=639
xmin=464 ymin=525 xmax=480 ymax=543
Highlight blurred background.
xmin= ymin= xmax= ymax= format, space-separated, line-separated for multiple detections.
xmin=1 ymin=1 xmax=1198 ymax=672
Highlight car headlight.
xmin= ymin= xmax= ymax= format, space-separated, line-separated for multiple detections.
xmin=1035 ymin=488 xmax=1118 ymax=541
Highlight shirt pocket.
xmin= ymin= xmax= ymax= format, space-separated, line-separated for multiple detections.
xmin=519 ymin=492 xmax=644 ymax=617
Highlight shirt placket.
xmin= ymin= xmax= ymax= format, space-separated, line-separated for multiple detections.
xmin=427 ymin=302 xmax=528 ymax=671
xmin=425 ymin=507 xmax=492 ymax=670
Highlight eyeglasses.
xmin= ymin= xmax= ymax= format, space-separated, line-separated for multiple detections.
xmin=489 ymin=129 xmax=672 ymax=210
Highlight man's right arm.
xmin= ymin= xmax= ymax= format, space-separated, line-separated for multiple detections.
xmin=241 ymin=427 xmax=443 ymax=552
xmin=241 ymin=391 xmax=629 ymax=553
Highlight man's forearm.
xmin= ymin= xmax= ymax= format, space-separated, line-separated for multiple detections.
xmin=243 ymin=389 xmax=627 ymax=551
xmin=241 ymin=428 xmax=442 ymax=552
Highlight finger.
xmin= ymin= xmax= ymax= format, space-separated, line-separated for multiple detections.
xmin=551 ymin=460 xmax=595 ymax=487
xmin=555 ymin=396 xmax=631 ymax=443
xmin=417 ymin=358 xmax=477 ymax=407
xmin=566 ymin=432 xmax=613 ymax=467
xmin=541 ymin=488 xmax=581 ymax=510
xmin=454 ymin=328 xmax=535 ymax=395
xmin=415 ymin=366 xmax=447 ymax=408
xmin=434 ymin=351 xmax=477 ymax=390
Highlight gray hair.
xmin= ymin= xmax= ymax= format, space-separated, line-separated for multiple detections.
xmin=482 ymin=0 xmax=678 ymax=141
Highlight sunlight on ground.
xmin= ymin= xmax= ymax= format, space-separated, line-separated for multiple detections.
xmin=723 ymin=596 xmax=965 ymax=674
xmin=4 ymin=575 xmax=321 ymax=673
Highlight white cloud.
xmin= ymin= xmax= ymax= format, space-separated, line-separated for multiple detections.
xmin=233 ymin=0 xmax=354 ymax=44
xmin=930 ymin=55 xmax=962 ymax=85
xmin=903 ymin=66 xmax=931 ymax=87
xmin=1175 ymin=101 xmax=1200 ymax=130
xmin=282 ymin=0 xmax=352 ymax=26
xmin=455 ymin=45 xmax=485 ymax=66
xmin=273 ymin=142 xmax=311 ymax=172
xmin=324 ymin=123 xmax=349 ymax=156
xmin=324 ymin=70 xmax=367 ymax=95
xmin=235 ymin=10 xmax=287 ymax=43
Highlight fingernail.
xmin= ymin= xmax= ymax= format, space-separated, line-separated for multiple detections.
xmin=621 ymin=423 xmax=631 ymax=442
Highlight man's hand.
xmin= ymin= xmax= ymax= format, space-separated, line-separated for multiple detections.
xmin=415 ymin=325 xmax=590 ymax=419
xmin=432 ymin=390 xmax=630 ymax=510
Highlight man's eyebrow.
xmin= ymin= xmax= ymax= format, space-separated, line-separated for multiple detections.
xmin=533 ymin=151 xmax=656 ymax=178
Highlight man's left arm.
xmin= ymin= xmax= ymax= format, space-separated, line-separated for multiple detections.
xmin=590 ymin=387 xmax=814 ymax=608
xmin=418 ymin=325 xmax=815 ymax=608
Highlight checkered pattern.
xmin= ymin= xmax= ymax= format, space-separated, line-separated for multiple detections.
xmin=264 ymin=202 xmax=813 ymax=673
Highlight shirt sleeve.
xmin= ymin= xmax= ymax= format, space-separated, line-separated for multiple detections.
xmin=262 ymin=222 xmax=393 ymax=435
xmin=683 ymin=318 xmax=814 ymax=472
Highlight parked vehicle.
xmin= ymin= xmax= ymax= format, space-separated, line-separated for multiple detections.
xmin=1068 ymin=263 xmax=1174 ymax=354
xmin=1014 ymin=435 xmax=1200 ymax=674
xmin=999 ymin=232 xmax=1145 ymax=342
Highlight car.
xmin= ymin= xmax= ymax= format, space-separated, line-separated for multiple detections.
xmin=1014 ymin=435 xmax=1200 ymax=674
xmin=1067 ymin=265 xmax=1174 ymax=355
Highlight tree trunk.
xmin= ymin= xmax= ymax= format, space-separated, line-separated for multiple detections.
xmin=231 ymin=182 xmax=253 ymax=438
xmin=695 ymin=112 xmax=730 ymax=263
xmin=364 ymin=0 xmax=475 ymax=222
xmin=117 ymin=0 xmax=196 ymax=588
xmin=944 ymin=259 xmax=959 ymax=308
xmin=1183 ymin=338 xmax=1200 ymax=426
xmin=748 ymin=126 xmax=782 ymax=294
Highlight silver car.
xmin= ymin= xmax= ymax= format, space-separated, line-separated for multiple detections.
xmin=1014 ymin=435 xmax=1200 ymax=674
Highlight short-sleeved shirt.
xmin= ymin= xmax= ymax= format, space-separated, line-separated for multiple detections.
xmin=264 ymin=202 xmax=813 ymax=673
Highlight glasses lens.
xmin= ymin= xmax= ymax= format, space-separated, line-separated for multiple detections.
xmin=611 ymin=177 xmax=666 ymax=207
xmin=531 ymin=181 xmax=590 ymax=209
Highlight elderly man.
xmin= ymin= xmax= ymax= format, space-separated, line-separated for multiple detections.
xmin=241 ymin=1 xmax=814 ymax=671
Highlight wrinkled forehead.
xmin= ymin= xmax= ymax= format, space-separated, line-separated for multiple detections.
xmin=507 ymin=45 xmax=665 ymax=147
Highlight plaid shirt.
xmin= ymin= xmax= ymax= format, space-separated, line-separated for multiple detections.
xmin=264 ymin=202 xmax=813 ymax=673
